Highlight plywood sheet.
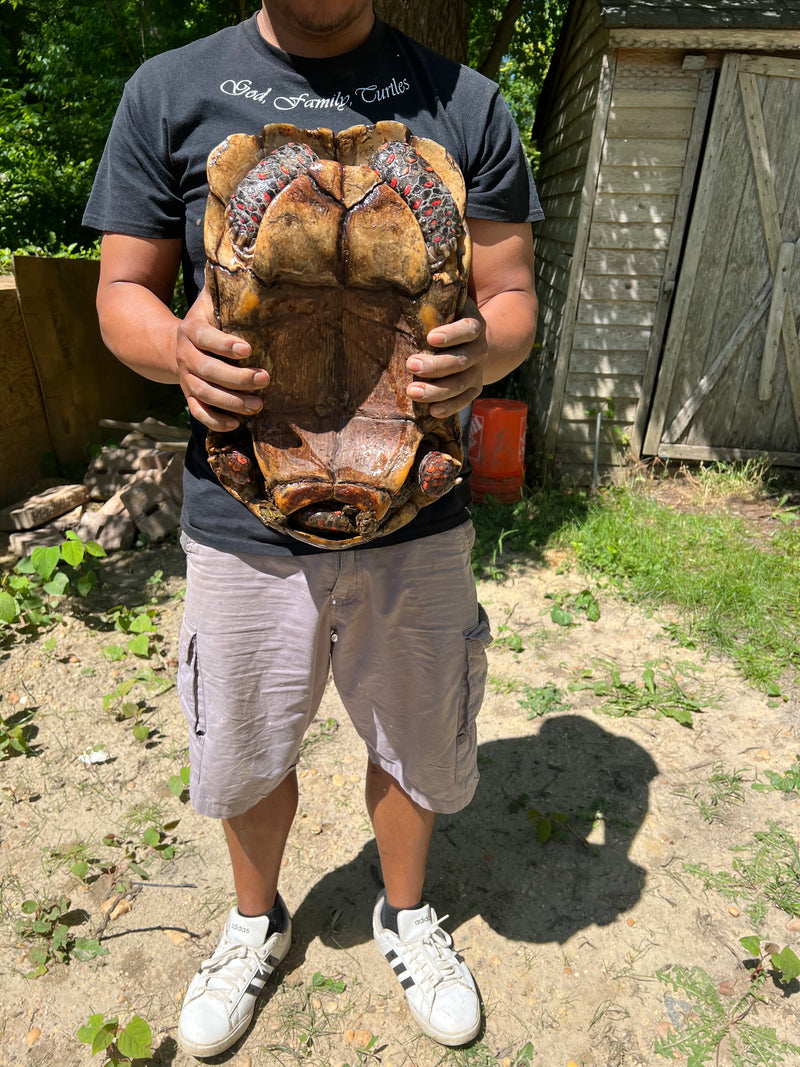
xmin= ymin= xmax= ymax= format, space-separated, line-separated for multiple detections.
xmin=14 ymin=257 xmax=175 ymax=469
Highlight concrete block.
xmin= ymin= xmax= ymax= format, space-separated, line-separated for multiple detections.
xmin=0 ymin=484 xmax=90 ymax=532
xmin=75 ymin=509 xmax=136 ymax=552
xmin=9 ymin=525 xmax=64 ymax=556
xmin=119 ymin=479 xmax=181 ymax=542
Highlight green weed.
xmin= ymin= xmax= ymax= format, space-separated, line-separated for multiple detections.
xmin=684 ymin=821 xmax=800 ymax=926
xmin=0 ymin=533 xmax=106 ymax=640
xmin=101 ymin=603 xmax=160 ymax=659
xmin=14 ymin=895 xmax=107 ymax=977
xmin=0 ymin=706 xmax=37 ymax=760
xmin=168 ymin=766 xmax=191 ymax=803
xmin=740 ymin=935 xmax=800 ymax=986
xmin=673 ymin=762 xmax=747 ymax=823
xmin=569 ymin=659 xmax=707 ymax=726
xmin=654 ymin=962 xmax=800 ymax=1064
xmin=77 ymin=1013 xmax=152 ymax=1066
xmin=494 ymin=622 xmax=525 ymax=652
xmin=545 ymin=587 xmax=600 ymax=626
xmin=518 ymin=682 xmax=570 ymax=718
xmin=752 ymin=756 xmax=800 ymax=795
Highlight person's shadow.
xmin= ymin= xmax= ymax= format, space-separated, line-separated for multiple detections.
xmin=288 ymin=714 xmax=658 ymax=956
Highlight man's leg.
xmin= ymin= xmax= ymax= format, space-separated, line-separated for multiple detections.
xmin=365 ymin=760 xmax=434 ymax=908
xmin=223 ymin=770 xmax=298 ymax=914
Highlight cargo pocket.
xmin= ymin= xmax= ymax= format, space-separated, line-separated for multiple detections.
xmin=177 ymin=621 xmax=206 ymax=739
xmin=454 ymin=603 xmax=492 ymax=798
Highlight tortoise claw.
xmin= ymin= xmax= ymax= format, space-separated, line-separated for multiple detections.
xmin=417 ymin=450 xmax=461 ymax=500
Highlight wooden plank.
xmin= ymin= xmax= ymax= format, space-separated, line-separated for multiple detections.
xmin=576 ymin=301 xmax=656 ymax=327
xmin=572 ymin=327 xmax=651 ymax=354
xmin=589 ymin=222 xmax=672 ymax=250
xmin=592 ymin=193 xmax=677 ymax=223
xmin=580 ymin=275 xmax=661 ymax=301
xmin=612 ymin=88 xmax=700 ymax=109
xmin=739 ymin=56 xmax=800 ymax=80
xmin=603 ymin=139 xmax=688 ymax=167
xmin=0 ymin=282 xmax=55 ymax=507
xmin=607 ymin=107 xmax=694 ymax=140
xmin=570 ymin=348 xmax=647 ymax=373
xmin=597 ymin=166 xmax=684 ymax=194
xmin=664 ymin=275 xmax=772 ymax=443
xmin=13 ymin=257 xmax=173 ymax=469
xmin=760 ymin=240 xmax=794 ymax=400
xmin=632 ymin=66 xmax=716 ymax=456
xmin=566 ymin=373 xmax=643 ymax=399
xmin=584 ymin=248 xmax=666 ymax=275
xmin=608 ymin=29 xmax=800 ymax=51
xmin=659 ymin=443 xmax=800 ymax=467
xmin=642 ymin=54 xmax=742 ymax=455
xmin=543 ymin=50 xmax=617 ymax=462
xmin=562 ymin=398 xmax=639 ymax=422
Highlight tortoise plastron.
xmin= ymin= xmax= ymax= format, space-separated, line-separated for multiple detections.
xmin=204 ymin=121 xmax=471 ymax=548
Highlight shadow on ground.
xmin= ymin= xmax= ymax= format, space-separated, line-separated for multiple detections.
xmin=288 ymin=714 xmax=658 ymax=962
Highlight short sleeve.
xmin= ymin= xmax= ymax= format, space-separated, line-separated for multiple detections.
xmin=82 ymin=69 xmax=185 ymax=238
xmin=463 ymin=88 xmax=544 ymax=225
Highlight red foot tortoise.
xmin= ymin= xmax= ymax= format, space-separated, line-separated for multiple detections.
xmin=203 ymin=120 xmax=471 ymax=548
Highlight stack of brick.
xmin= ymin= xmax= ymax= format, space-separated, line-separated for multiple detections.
xmin=0 ymin=418 xmax=190 ymax=558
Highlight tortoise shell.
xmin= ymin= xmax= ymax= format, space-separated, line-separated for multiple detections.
xmin=203 ymin=121 xmax=471 ymax=548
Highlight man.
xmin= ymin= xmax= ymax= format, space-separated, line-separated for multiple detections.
xmin=84 ymin=0 xmax=541 ymax=1056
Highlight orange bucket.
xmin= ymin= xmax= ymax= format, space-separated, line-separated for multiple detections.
xmin=467 ymin=399 xmax=528 ymax=504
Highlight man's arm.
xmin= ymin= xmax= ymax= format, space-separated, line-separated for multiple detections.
xmin=96 ymin=233 xmax=267 ymax=432
xmin=406 ymin=218 xmax=538 ymax=417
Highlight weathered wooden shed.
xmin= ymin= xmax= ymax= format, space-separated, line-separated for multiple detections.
xmin=525 ymin=0 xmax=800 ymax=481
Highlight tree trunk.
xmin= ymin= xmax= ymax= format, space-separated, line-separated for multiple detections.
xmin=373 ymin=0 xmax=468 ymax=64
xmin=478 ymin=0 xmax=523 ymax=80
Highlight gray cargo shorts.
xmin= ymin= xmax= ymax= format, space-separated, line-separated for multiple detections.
xmin=177 ymin=523 xmax=492 ymax=819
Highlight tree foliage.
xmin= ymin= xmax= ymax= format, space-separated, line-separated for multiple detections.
xmin=0 ymin=0 xmax=566 ymax=250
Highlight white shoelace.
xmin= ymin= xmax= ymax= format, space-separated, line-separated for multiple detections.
xmin=402 ymin=915 xmax=462 ymax=994
xmin=195 ymin=938 xmax=262 ymax=996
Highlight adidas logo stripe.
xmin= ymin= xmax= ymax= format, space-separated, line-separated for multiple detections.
xmin=383 ymin=948 xmax=416 ymax=990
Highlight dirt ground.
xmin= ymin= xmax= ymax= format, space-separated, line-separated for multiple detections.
xmin=1 ymin=528 xmax=798 ymax=1067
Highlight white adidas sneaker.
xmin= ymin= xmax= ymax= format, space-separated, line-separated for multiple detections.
xmin=178 ymin=896 xmax=291 ymax=1057
xmin=372 ymin=891 xmax=481 ymax=1045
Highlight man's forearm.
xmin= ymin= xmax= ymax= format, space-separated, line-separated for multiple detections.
xmin=480 ymin=288 xmax=539 ymax=386
xmin=98 ymin=280 xmax=181 ymax=386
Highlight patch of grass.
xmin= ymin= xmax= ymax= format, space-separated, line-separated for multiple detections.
xmin=684 ymin=821 xmax=800 ymax=927
xmin=472 ymin=488 xmax=591 ymax=579
xmin=654 ymin=961 xmax=800 ymax=1065
xmin=673 ymin=762 xmax=747 ymax=823
xmin=518 ymin=682 xmax=570 ymax=718
xmin=569 ymin=659 xmax=709 ymax=726
xmin=561 ymin=475 xmax=800 ymax=691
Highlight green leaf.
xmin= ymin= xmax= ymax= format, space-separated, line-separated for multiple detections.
xmin=77 ymin=1015 xmax=105 ymax=1044
xmin=536 ymin=817 xmax=552 ymax=844
xmin=142 ymin=827 xmax=160 ymax=847
xmin=43 ymin=571 xmax=70 ymax=596
xmin=116 ymin=1016 xmax=152 ymax=1059
xmin=91 ymin=1025 xmax=117 ymax=1055
xmin=0 ymin=591 xmax=18 ymax=623
xmin=642 ymin=667 xmax=656 ymax=693
xmin=550 ymin=605 xmax=573 ymax=627
xmin=127 ymin=633 xmax=152 ymax=657
xmin=84 ymin=540 xmax=107 ymax=558
xmin=31 ymin=545 xmax=60 ymax=581
xmin=132 ymin=724 xmax=149 ymax=741
xmin=70 ymin=860 xmax=89 ymax=880
xmin=585 ymin=598 xmax=600 ymax=622
xmin=771 ymin=946 xmax=800 ymax=984
xmin=21 ymin=899 xmax=38 ymax=914
xmin=129 ymin=614 xmax=156 ymax=633
xmin=102 ymin=645 xmax=127 ymax=662
xmin=76 ymin=572 xmax=97 ymax=597
xmin=60 ymin=539 xmax=85 ymax=567
xmin=71 ymin=937 xmax=108 ymax=961
xmin=740 ymin=935 xmax=761 ymax=957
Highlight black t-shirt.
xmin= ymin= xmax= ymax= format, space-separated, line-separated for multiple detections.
xmin=83 ymin=13 xmax=544 ymax=555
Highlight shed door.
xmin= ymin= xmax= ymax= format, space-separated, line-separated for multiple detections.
xmin=643 ymin=54 xmax=800 ymax=464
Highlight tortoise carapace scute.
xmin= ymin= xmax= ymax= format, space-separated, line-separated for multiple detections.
xmin=204 ymin=121 xmax=471 ymax=549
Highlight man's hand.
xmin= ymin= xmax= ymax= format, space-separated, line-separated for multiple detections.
xmin=176 ymin=288 xmax=268 ymax=432
xmin=406 ymin=299 xmax=487 ymax=417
